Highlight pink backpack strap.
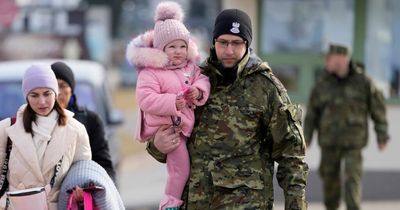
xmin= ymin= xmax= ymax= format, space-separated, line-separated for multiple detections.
xmin=67 ymin=192 xmax=95 ymax=210
xmin=83 ymin=191 xmax=93 ymax=210
xmin=67 ymin=193 xmax=77 ymax=210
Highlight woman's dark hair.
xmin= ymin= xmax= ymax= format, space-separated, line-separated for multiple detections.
xmin=23 ymin=101 xmax=67 ymax=133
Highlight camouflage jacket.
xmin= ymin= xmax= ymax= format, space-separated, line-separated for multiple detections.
xmin=147 ymin=50 xmax=309 ymax=209
xmin=304 ymin=61 xmax=389 ymax=149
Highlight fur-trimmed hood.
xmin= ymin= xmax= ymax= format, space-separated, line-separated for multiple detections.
xmin=125 ymin=30 xmax=200 ymax=70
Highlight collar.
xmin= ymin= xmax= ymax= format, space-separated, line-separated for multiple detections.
xmin=205 ymin=47 xmax=251 ymax=77
xmin=165 ymin=60 xmax=188 ymax=70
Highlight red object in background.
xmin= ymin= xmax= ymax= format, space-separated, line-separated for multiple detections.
xmin=0 ymin=0 xmax=19 ymax=28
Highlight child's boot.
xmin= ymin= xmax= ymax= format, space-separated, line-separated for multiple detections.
xmin=159 ymin=195 xmax=183 ymax=210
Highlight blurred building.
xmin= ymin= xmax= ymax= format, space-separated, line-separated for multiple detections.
xmin=117 ymin=0 xmax=400 ymax=101
xmin=223 ymin=0 xmax=400 ymax=103
xmin=0 ymin=0 xmax=112 ymax=65
xmin=1 ymin=0 xmax=399 ymax=101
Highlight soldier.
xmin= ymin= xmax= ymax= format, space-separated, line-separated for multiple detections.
xmin=144 ymin=8 xmax=309 ymax=209
xmin=304 ymin=43 xmax=390 ymax=210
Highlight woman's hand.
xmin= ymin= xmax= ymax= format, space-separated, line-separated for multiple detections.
xmin=72 ymin=185 xmax=84 ymax=202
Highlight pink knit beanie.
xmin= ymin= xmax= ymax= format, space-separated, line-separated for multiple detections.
xmin=22 ymin=63 xmax=59 ymax=98
xmin=153 ymin=1 xmax=190 ymax=50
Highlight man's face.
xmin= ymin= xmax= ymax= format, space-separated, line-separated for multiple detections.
xmin=325 ymin=54 xmax=350 ymax=77
xmin=214 ymin=34 xmax=247 ymax=68
xmin=57 ymin=79 xmax=72 ymax=108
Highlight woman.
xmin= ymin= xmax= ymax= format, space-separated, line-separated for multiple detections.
xmin=0 ymin=63 xmax=91 ymax=209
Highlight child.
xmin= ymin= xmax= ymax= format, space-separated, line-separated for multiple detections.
xmin=125 ymin=2 xmax=210 ymax=210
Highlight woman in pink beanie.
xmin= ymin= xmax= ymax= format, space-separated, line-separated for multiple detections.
xmin=126 ymin=1 xmax=210 ymax=210
xmin=0 ymin=63 xmax=91 ymax=210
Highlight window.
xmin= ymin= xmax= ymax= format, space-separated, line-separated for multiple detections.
xmin=260 ymin=0 xmax=354 ymax=54
xmin=0 ymin=82 xmax=25 ymax=119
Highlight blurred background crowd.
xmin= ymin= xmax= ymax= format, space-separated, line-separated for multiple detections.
xmin=0 ymin=0 xmax=399 ymax=209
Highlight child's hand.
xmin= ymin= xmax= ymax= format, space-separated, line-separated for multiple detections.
xmin=185 ymin=87 xmax=201 ymax=101
xmin=176 ymin=98 xmax=186 ymax=111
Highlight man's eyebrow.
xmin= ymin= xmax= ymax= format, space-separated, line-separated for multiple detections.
xmin=217 ymin=38 xmax=244 ymax=42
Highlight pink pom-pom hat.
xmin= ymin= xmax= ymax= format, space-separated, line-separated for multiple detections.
xmin=153 ymin=1 xmax=190 ymax=50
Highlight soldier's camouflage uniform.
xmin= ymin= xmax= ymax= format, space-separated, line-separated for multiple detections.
xmin=304 ymin=61 xmax=389 ymax=210
xmin=148 ymin=49 xmax=309 ymax=210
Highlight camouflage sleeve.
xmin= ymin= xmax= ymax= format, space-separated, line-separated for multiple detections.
xmin=367 ymin=80 xmax=389 ymax=144
xmin=303 ymin=87 xmax=320 ymax=147
xmin=269 ymin=89 xmax=309 ymax=210
xmin=145 ymin=137 xmax=167 ymax=163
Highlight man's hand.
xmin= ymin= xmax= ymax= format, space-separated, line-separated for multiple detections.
xmin=154 ymin=125 xmax=180 ymax=154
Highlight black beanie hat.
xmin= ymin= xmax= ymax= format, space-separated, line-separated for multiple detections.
xmin=50 ymin=61 xmax=76 ymax=92
xmin=213 ymin=9 xmax=252 ymax=46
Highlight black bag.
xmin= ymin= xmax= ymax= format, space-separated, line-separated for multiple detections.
xmin=0 ymin=117 xmax=16 ymax=197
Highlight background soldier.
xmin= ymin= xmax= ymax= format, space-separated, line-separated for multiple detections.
xmin=145 ymin=8 xmax=309 ymax=210
xmin=304 ymin=43 xmax=390 ymax=210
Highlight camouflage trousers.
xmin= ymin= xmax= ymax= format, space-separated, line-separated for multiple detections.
xmin=319 ymin=148 xmax=362 ymax=210
xmin=181 ymin=164 xmax=272 ymax=210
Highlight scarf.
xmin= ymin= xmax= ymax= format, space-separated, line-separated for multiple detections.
xmin=32 ymin=110 xmax=58 ymax=165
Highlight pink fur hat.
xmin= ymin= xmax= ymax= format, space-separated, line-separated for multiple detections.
xmin=125 ymin=30 xmax=200 ymax=69
xmin=153 ymin=1 xmax=190 ymax=50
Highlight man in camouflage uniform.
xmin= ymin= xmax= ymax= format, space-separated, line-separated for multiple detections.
xmin=304 ymin=43 xmax=389 ymax=210
xmin=147 ymin=9 xmax=309 ymax=210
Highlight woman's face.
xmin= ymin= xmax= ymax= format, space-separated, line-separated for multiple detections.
xmin=164 ymin=39 xmax=188 ymax=66
xmin=27 ymin=88 xmax=56 ymax=116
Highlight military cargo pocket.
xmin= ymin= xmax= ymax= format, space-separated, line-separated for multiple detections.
xmin=347 ymin=114 xmax=366 ymax=126
xmin=211 ymin=170 xmax=264 ymax=190
xmin=284 ymin=104 xmax=305 ymax=144
xmin=210 ymin=160 xmax=264 ymax=190
xmin=238 ymin=104 xmax=263 ymax=119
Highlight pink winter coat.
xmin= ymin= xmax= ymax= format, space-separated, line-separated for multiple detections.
xmin=126 ymin=30 xmax=210 ymax=142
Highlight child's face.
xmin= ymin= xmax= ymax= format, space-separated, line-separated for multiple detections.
xmin=164 ymin=39 xmax=188 ymax=66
